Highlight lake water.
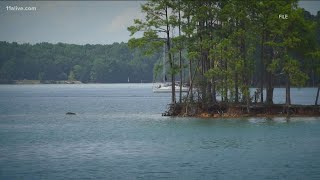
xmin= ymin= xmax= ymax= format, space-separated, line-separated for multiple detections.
xmin=0 ymin=84 xmax=320 ymax=179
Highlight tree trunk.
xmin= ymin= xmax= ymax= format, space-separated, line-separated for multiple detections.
xmin=184 ymin=59 xmax=201 ymax=115
xmin=266 ymin=73 xmax=274 ymax=104
xmin=285 ymin=75 xmax=291 ymax=115
xmin=315 ymin=86 xmax=320 ymax=105
xmin=265 ymin=52 xmax=273 ymax=104
xmin=212 ymin=46 xmax=217 ymax=103
xmin=209 ymin=19 xmax=216 ymax=104
xmin=165 ymin=6 xmax=175 ymax=104
xmin=188 ymin=46 xmax=193 ymax=99
xmin=206 ymin=56 xmax=212 ymax=104
xmin=199 ymin=20 xmax=207 ymax=107
xmin=240 ymin=27 xmax=249 ymax=113
xmin=260 ymin=31 xmax=264 ymax=103
xmin=265 ymin=33 xmax=274 ymax=105
xmin=223 ymin=48 xmax=228 ymax=102
xmin=189 ymin=57 xmax=193 ymax=101
xmin=235 ymin=73 xmax=239 ymax=103
xmin=178 ymin=1 xmax=182 ymax=103
xmin=224 ymin=64 xmax=228 ymax=102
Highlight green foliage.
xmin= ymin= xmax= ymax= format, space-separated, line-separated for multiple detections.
xmin=127 ymin=0 xmax=319 ymax=105
xmin=283 ymin=56 xmax=309 ymax=86
xmin=68 ymin=71 xmax=75 ymax=81
xmin=267 ymin=58 xmax=281 ymax=73
xmin=0 ymin=60 xmax=15 ymax=80
xmin=0 ymin=41 xmax=161 ymax=83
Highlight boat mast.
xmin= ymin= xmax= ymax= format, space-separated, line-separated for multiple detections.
xmin=163 ymin=43 xmax=166 ymax=83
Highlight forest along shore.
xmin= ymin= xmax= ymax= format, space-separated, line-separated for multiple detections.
xmin=163 ymin=103 xmax=320 ymax=118
xmin=0 ymin=42 xmax=159 ymax=84
xmin=0 ymin=80 xmax=82 ymax=84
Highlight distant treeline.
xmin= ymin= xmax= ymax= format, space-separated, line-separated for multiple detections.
xmin=0 ymin=42 xmax=161 ymax=83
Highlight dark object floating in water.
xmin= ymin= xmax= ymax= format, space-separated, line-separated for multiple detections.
xmin=66 ymin=112 xmax=76 ymax=115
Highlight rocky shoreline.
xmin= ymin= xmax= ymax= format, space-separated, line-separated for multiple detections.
xmin=163 ymin=103 xmax=320 ymax=118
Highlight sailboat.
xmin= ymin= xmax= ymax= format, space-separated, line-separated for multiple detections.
xmin=153 ymin=44 xmax=189 ymax=93
xmin=153 ymin=81 xmax=189 ymax=93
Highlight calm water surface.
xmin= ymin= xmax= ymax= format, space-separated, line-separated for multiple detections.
xmin=0 ymin=84 xmax=320 ymax=179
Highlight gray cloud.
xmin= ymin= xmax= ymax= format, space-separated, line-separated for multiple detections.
xmin=0 ymin=1 xmax=144 ymax=44
xmin=0 ymin=1 xmax=318 ymax=45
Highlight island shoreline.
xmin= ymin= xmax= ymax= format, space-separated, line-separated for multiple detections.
xmin=163 ymin=103 xmax=320 ymax=118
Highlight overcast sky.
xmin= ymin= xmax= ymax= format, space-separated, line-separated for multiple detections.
xmin=0 ymin=1 xmax=319 ymax=45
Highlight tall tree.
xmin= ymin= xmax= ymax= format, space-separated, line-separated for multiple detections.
xmin=128 ymin=0 xmax=178 ymax=104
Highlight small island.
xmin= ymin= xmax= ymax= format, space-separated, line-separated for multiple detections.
xmin=163 ymin=102 xmax=320 ymax=118
xmin=127 ymin=0 xmax=320 ymax=118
